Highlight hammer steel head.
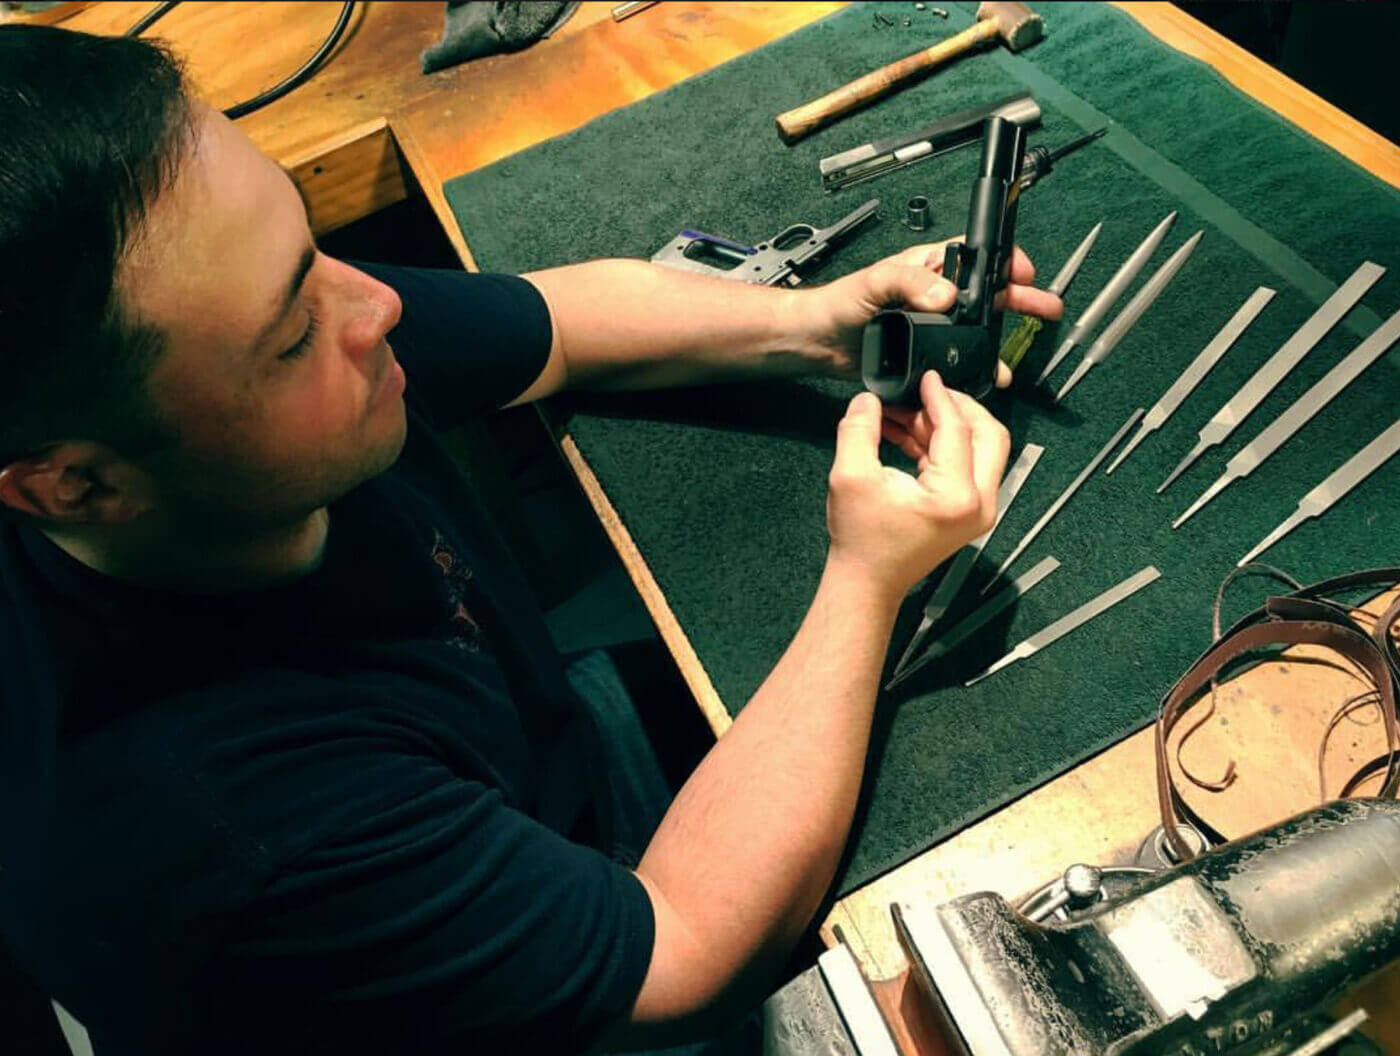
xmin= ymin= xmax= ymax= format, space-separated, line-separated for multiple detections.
xmin=976 ymin=1 xmax=1045 ymax=51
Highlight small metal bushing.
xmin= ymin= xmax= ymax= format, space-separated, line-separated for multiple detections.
xmin=1135 ymin=823 xmax=1208 ymax=869
xmin=903 ymin=195 xmax=931 ymax=232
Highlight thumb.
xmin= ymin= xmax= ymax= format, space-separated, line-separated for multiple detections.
xmin=832 ymin=392 xmax=884 ymax=479
xmin=863 ymin=262 xmax=957 ymax=314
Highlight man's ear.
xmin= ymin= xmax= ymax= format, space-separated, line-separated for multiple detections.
xmin=0 ymin=446 xmax=152 ymax=524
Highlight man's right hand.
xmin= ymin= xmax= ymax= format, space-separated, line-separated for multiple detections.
xmin=616 ymin=368 xmax=1010 ymax=1050
xmin=825 ymin=370 xmax=1010 ymax=600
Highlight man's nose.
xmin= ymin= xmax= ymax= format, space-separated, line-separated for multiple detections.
xmin=342 ymin=280 xmax=402 ymax=364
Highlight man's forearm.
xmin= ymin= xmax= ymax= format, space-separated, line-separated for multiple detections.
xmin=629 ymin=559 xmax=900 ymax=1026
xmin=520 ymin=258 xmax=844 ymax=395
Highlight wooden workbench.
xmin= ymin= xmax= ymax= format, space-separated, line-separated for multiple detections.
xmin=35 ymin=2 xmax=1400 ymax=1049
xmin=46 ymin=1 xmax=622 ymax=234
xmin=384 ymin=5 xmax=1400 ymax=1049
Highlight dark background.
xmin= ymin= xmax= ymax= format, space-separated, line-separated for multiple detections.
xmin=1178 ymin=1 xmax=1399 ymax=145
xmin=4 ymin=3 xmax=1396 ymax=1053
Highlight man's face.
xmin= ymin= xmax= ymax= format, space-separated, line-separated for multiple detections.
xmin=122 ymin=104 xmax=407 ymax=527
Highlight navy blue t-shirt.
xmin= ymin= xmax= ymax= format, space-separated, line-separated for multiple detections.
xmin=0 ymin=264 xmax=654 ymax=1054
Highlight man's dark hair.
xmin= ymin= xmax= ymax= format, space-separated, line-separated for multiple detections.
xmin=0 ymin=25 xmax=194 ymax=491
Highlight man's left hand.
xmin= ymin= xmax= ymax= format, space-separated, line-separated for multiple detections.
xmin=793 ymin=241 xmax=1065 ymax=388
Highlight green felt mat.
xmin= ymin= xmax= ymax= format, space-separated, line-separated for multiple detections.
xmin=442 ymin=1 xmax=1400 ymax=895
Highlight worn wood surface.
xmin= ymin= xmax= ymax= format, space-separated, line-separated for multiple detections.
xmin=51 ymin=1 xmax=618 ymax=233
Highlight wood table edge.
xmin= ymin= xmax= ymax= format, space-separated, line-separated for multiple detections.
xmin=557 ymin=436 xmax=733 ymax=739
xmin=1111 ymin=1 xmax=1400 ymax=189
xmin=390 ymin=107 xmax=732 ymax=738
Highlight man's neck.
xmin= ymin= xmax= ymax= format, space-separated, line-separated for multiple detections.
xmin=42 ymin=507 xmax=332 ymax=595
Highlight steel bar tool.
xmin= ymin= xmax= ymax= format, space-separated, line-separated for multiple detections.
xmin=1174 ymin=305 xmax=1400 ymax=527
xmin=980 ymin=408 xmax=1143 ymax=595
xmin=1158 ymin=261 xmax=1385 ymax=493
xmin=1238 ymin=417 xmax=1400 ymax=566
xmin=888 ymin=556 xmax=1060 ymax=690
xmin=1106 ymin=287 xmax=1275 ymax=475
xmin=965 ymin=566 xmax=1161 ymax=686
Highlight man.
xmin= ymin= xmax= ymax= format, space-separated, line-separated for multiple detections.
xmin=0 ymin=25 xmax=1060 ymax=1055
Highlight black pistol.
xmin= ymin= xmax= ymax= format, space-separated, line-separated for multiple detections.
xmin=861 ymin=115 xmax=1027 ymax=403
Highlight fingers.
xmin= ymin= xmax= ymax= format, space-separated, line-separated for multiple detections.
xmin=831 ymin=391 xmax=884 ymax=481
xmin=998 ymin=284 xmax=1064 ymax=319
xmin=881 ymin=419 xmax=925 ymax=463
xmin=906 ymin=242 xmax=1035 ymax=284
xmin=883 ymin=404 xmax=932 ymax=450
xmin=883 ymin=356 xmax=1013 ymax=398
xmin=918 ymin=371 xmax=972 ymax=487
xmin=946 ymin=389 xmax=1012 ymax=516
xmin=891 ymin=241 xmax=951 ymax=272
xmin=863 ymin=260 xmax=957 ymax=314
xmin=874 ymin=244 xmax=1058 ymax=320
xmin=1008 ymin=246 xmax=1036 ymax=285
xmin=877 ymin=373 xmax=1011 ymax=536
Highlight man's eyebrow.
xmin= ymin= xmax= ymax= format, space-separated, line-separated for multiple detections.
xmin=256 ymin=243 xmax=317 ymax=349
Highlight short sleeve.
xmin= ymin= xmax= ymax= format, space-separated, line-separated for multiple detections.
xmin=353 ymin=261 xmax=553 ymax=428
xmin=213 ymin=762 xmax=654 ymax=1054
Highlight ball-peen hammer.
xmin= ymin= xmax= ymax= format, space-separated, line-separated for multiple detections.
xmin=775 ymin=2 xmax=1045 ymax=144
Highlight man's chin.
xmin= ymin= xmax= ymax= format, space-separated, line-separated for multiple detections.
xmin=367 ymin=403 xmax=409 ymax=476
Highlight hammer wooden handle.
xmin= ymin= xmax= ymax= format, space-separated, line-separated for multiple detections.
xmin=776 ymin=19 xmax=1001 ymax=144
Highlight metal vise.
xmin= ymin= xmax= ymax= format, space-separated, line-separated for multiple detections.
xmin=898 ymin=799 xmax=1400 ymax=1055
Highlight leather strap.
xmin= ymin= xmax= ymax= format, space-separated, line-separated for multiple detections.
xmin=1155 ymin=568 xmax=1400 ymax=861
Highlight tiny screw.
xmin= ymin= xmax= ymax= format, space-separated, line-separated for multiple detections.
xmin=915 ymin=2 xmax=926 ymax=8
xmin=946 ymin=347 xmax=960 ymax=367
xmin=902 ymin=16 xmax=912 ymax=27
xmin=931 ymin=6 xmax=949 ymax=16
xmin=1064 ymin=864 xmax=1104 ymax=907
